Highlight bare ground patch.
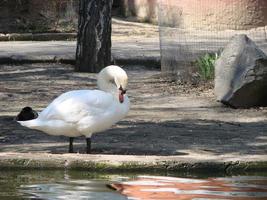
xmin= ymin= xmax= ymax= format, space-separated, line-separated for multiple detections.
xmin=0 ymin=64 xmax=266 ymax=159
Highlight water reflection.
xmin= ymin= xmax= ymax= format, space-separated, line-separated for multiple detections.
xmin=0 ymin=170 xmax=267 ymax=200
xmin=111 ymin=176 xmax=267 ymax=200
xmin=0 ymin=170 xmax=126 ymax=200
xmin=20 ymin=180 xmax=126 ymax=200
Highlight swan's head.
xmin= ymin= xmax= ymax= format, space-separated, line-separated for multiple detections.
xmin=97 ymin=65 xmax=128 ymax=103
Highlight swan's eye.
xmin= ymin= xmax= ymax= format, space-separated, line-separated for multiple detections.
xmin=109 ymin=79 xmax=116 ymax=85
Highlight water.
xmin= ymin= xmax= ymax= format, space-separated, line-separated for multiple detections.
xmin=0 ymin=170 xmax=127 ymax=200
xmin=112 ymin=175 xmax=267 ymax=200
xmin=0 ymin=170 xmax=266 ymax=200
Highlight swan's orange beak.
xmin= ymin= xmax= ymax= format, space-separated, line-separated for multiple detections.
xmin=119 ymin=86 xmax=126 ymax=103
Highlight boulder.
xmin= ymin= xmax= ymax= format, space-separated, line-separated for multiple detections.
xmin=215 ymin=34 xmax=267 ymax=108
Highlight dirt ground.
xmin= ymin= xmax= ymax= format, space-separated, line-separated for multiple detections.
xmin=0 ymin=63 xmax=266 ymax=158
xmin=0 ymin=18 xmax=266 ymax=161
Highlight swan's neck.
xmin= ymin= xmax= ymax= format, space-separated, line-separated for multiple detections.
xmin=97 ymin=72 xmax=117 ymax=95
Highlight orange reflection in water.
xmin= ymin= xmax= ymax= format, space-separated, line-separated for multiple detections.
xmin=111 ymin=176 xmax=267 ymax=200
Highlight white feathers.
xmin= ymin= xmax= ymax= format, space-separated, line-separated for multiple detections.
xmin=18 ymin=65 xmax=130 ymax=138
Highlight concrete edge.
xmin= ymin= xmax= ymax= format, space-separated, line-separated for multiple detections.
xmin=114 ymin=57 xmax=161 ymax=68
xmin=0 ymin=153 xmax=266 ymax=174
xmin=0 ymin=33 xmax=77 ymax=41
xmin=0 ymin=56 xmax=161 ymax=68
xmin=0 ymin=56 xmax=76 ymax=65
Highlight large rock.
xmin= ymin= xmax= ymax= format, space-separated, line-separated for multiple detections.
xmin=215 ymin=34 xmax=267 ymax=108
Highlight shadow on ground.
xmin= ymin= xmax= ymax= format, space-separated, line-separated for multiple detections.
xmin=0 ymin=116 xmax=266 ymax=156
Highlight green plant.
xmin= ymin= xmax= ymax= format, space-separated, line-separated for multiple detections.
xmin=196 ymin=52 xmax=218 ymax=80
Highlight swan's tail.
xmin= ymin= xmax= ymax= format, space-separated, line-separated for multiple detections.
xmin=17 ymin=118 xmax=42 ymax=128
xmin=16 ymin=107 xmax=38 ymax=121
xmin=16 ymin=107 xmax=40 ymax=128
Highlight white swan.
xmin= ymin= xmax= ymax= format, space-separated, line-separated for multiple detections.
xmin=17 ymin=65 xmax=130 ymax=153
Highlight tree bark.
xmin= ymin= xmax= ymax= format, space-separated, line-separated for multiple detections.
xmin=75 ymin=0 xmax=113 ymax=72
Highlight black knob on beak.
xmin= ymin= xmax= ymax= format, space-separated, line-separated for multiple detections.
xmin=119 ymin=86 xmax=127 ymax=94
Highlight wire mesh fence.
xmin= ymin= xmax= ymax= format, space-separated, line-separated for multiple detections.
xmin=158 ymin=0 xmax=267 ymax=82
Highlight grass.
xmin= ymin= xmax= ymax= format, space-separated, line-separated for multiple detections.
xmin=196 ymin=52 xmax=219 ymax=80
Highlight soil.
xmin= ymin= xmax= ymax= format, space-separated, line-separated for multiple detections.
xmin=0 ymin=15 xmax=266 ymax=172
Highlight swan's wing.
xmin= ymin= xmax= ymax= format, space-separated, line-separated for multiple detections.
xmin=39 ymin=90 xmax=114 ymax=123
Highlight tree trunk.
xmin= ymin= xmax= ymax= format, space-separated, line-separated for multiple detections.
xmin=75 ymin=0 xmax=113 ymax=72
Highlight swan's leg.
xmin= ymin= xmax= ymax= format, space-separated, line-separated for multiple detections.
xmin=86 ymin=138 xmax=91 ymax=154
xmin=69 ymin=137 xmax=74 ymax=153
